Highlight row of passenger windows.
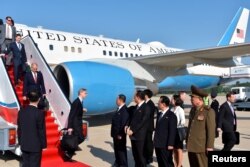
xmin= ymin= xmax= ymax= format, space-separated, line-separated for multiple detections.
xmin=103 ymin=50 xmax=143 ymax=58
xmin=48 ymin=45 xmax=143 ymax=57
xmin=48 ymin=45 xmax=83 ymax=53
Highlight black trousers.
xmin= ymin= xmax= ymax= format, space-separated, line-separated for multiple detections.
xmin=13 ymin=62 xmax=25 ymax=85
xmin=155 ymin=148 xmax=174 ymax=167
xmin=21 ymin=150 xmax=42 ymax=167
xmin=222 ymin=131 xmax=236 ymax=151
xmin=113 ymin=136 xmax=128 ymax=167
xmin=144 ymin=131 xmax=153 ymax=161
xmin=131 ymin=140 xmax=146 ymax=167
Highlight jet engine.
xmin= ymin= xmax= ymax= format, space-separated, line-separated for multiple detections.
xmin=54 ymin=61 xmax=135 ymax=115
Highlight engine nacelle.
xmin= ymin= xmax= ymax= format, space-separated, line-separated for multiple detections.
xmin=53 ymin=61 xmax=135 ymax=115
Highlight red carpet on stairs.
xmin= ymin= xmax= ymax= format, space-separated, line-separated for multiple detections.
xmin=7 ymin=65 xmax=90 ymax=167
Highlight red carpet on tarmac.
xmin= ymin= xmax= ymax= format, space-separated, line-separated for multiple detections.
xmin=7 ymin=66 xmax=90 ymax=167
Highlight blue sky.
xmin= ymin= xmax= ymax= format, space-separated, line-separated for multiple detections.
xmin=1 ymin=0 xmax=250 ymax=49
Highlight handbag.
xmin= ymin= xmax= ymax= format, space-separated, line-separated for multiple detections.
xmin=61 ymin=131 xmax=79 ymax=151
xmin=177 ymin=126 xmax=188 ymax=141
xmin=38 ymin=96 xmax=49 ymax=111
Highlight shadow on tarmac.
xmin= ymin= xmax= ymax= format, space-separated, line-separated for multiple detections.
xmin=0 ymin=151 xmax=22 ymax=165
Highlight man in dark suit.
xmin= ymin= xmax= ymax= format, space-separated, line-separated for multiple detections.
xmin=67 ymin=88 xmax=88 ymax=158
xmin=5 ymin=34 xmax=27 ymax=86
xmin=0 ymin=16 xmax=16 ymax=54
xmin=17 ymin=90 xmax=47 ymax=167
xmin=126 ymin=90 xmax=150 ymax=167
xmin=143 ymin=89 xmax=156 ymax=164
xmin=23 ymin=63 xmax=46 ymax=100
xmin=154 ymin=96 xmax=177 ymax=167
xmin=210 ymin=89 xmax=219 ymax=138
xmin=217 ymin=91 xmax=237 ymax=151
xmin=111 ymin=94 xmax=129 ymax=167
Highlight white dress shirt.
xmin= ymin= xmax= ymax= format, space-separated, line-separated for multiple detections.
xmin=172 ymin=106 xmax=185 ymax=127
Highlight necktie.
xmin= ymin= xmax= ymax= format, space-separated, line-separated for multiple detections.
xmin=18 ymin=43 xmax=21 ymax=50
xmin=158 ymin=112 xmax=163 ymax=122
xmin=34 ymin=72 xmax=37 ymax=83
xmin=230 ymin=104 xmax=235 ymax=125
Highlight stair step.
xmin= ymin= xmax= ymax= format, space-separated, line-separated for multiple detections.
xmin=42 ymin=148 xmax=63 ymax=161
xmin=46 ymin=117 xmax=55 ymax=122
xmin=47 ymin=136 xmax=60 ymax=147
xmin=46 ymin=123 xmax=58 ymax=129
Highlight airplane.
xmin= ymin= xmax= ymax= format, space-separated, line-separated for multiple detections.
xmin=1 ymin=7 xmax=250 ymax=115
xmin=159 ymin=7 xmax=250 ymax=91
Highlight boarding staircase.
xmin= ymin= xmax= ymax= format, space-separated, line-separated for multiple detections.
xmin=0 ymin=36 xmax=89 ymax=167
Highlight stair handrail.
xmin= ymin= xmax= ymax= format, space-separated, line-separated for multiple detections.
xmin=21 ymin=36 xmax=71 ymax=129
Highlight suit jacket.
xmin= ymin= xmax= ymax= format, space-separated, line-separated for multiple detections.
xmin=111 ymin=105 xmax=129 ymax=138
xmin=23 ymin=71 xmax=46 ymax=96
xmin=0 ymin=24 xmax=16 ymax=44
xmin=210 ymin=99 xmax=219 ymax=123
xmin=6 ymin=41 xmax=27 ymax=65
xmin=154 ymin=109 xmax=177 ymax=148
xmin=186 ymin=106 xmax=215 ymax=152
xmin=146 ymin=99 xmax=156 ymax=132
xmin=68 ymin=98 xmax=83 ymax=129
xmin=17 ymin=105 xmax=47 ymax=152
xmin=218 ymin=102 xmax=237 ymax=132
xmin=128 ymin=102 xmax=150 ymax=141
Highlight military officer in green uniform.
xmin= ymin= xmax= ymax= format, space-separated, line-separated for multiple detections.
xmin=186 ymin=85 xmax=216 ymax=167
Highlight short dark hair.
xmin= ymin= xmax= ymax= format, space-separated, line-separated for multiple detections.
xmin=118 ymin=94 xmax=126 ymax=103
xmin=16 ymin=34 xmax=21 ymax=38
xmin=173 ymin=94 xmax=183 ymax=106
xmin=160 ymin=96 xmax=170 ymax=106
xmin=226 ymin=91 xmax=235 ymax=99
xmin=135 ymin=90 xmax=145 ymax=100
xmin=27 ymin=91 xmax=40 ymax=102
xmin=6 ymin=16 xmax=12 ymax=20
xmin=78 ymin=88 xmax=87 ymax=95
xmin=143 ymin=89 xmax=153 ymax=98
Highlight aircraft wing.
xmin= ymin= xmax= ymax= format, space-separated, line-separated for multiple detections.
xmin=131 ymin=43 xmax=250 ymax=67
xmin=91 ymin=43 xmax=250 ymax=86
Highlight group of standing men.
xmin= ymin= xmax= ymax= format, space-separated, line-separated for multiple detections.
xmin=111 ymin=85 xmax=239 ymax=167
xmin=111 ymin=89 xmax=178 ymax=167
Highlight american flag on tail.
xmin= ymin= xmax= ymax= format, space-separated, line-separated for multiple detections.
xmin=236 ymin=28 xmax=244 ymax=38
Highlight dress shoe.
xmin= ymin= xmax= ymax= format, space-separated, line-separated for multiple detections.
xmin=64 ymin=151 xmax=73 ymax=160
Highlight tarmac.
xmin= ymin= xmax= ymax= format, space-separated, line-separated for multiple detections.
xmin=1 ymin=95 xmax=250 ymax=167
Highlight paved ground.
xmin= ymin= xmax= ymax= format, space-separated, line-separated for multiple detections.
xmin=1 ymin=95 xmax=250 ymax=167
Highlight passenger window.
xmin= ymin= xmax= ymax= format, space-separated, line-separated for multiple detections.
xmin=115 ymin=52 xmax=118 ymax=57
xmin=135 ymin=54 xmax=138 ymax=57
xmin=71 ymin=47 xmax=75 ymax=53
xmin=64 ymin=46 xmax=68 ymax=52
xmin=120 ymin=52 xmax=123 ymax=57
xmin=109 ymin=51 xmax=112 ymax=56
xmin=103 ymin=50 xmax=106 ymax=56
xmin=49 ymin=44 xmax=53 ymax=50
xmin=78 ymin=47 xmax=82 ymax=53
xmin=125 ymin=53 xmax=128 ymax=58
xmin=130 ymin=53 xmax=133 ymax=57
